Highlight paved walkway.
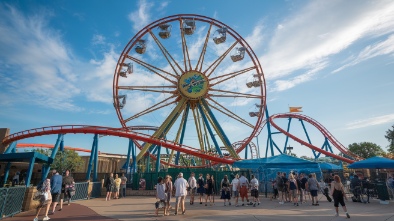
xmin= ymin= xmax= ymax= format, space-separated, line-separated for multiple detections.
xmin=6 ymin=196 xmax=394 ymax=221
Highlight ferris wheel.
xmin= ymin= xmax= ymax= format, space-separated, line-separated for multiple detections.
xmin=113 ymin=14 xmax=266 ymax=167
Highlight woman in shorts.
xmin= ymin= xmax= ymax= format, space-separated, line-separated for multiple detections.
xmin=220 ymin=175 xmax=231 ymax=206
xmin=331 ymin=175 xmax=350 ymax=218
xmin=105 ymin=173 xmax=114 ymax=201
xmin=196 ymin=173 xmax=205 ymax=204
xmin=288 ymin=173 xmax=299 ymax=206
xmin=155 ymin=177 xmax=167 ymax=216
xmin=204 ymin=174 xmax=214 ymax=206
xmin=164 ymin=175 xmax=173 ymax=216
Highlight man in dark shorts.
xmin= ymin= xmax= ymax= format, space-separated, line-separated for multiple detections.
xmin=49 ymin=169 xmax=62 ymax=215
xmin=282 ymin=172 xmax=289 ymax=203
xmin=250 ymin=175 xmax=260 ymax=207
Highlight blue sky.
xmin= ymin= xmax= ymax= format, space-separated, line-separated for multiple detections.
xmin=0 ymin=0 xmax=393 ymax=159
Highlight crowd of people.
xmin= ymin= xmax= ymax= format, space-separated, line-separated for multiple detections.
xmin=149 ymin=171 xmax=352 ymax=218
xmin=34 ymin=169 xmax=75 ymax=221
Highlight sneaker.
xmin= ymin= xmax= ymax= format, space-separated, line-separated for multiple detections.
xmin=174 ymin=212 xmax=177 ymax=215
xmin=235 ymin=204 xmax=239 ymax=207
xmin=43 ymin=216 xmax=50 ymax=221
xmin=346 ymin=213 xmax=350 ymax=218
xmin=253 ymin=203 xmax=256 ymax=207
xmin=200 ymin=202 xmax=202 ymax=204
xmin=296 ymin=203 xmax=299 ymax=206
xmin=334 ymin=213 xmax=339 ymax=217
xmin=258 ymin=202 xmax=260 ymax=205
xmin=33 ymin=218 xmax=38 ymax=221
xmin=242 ymin=203 xmax=245 ymax=206
xmin=182 ymin=211 xmax=185 ymax=215
xmin=48 ymin=211 xmax=54 ymax=215
xmin=229 ymin=202 xmax=231 ymax=206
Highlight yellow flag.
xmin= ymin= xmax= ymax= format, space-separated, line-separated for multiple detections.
xmin=289 ymin=107 xmax=302 ymax=112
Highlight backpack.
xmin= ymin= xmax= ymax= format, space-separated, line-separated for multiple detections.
xmin=276 ymin=176 xmax=284 ymax=189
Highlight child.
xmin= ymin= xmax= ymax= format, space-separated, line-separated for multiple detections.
xmin=155 ymin=177 xmax=167 ymax=216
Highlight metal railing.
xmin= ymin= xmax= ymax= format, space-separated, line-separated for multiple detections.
xmin=71 ymin=182 xmax=89 ymax=201
xmin=0 ymin=186 xmax=26 ymax=220
xmin=90 ymin=182 xmax=102 ymax=198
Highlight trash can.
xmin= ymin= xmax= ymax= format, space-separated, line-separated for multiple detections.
xmin=375 ymin=182 xmax=390 ymax=202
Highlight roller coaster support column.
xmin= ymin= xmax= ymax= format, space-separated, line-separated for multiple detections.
xmin=155 ymin=145 xmax=162 ymax=172
xmin=245 ymin=144 xmax=249 ymax=159
xmin=265 ymin=107 xmax=275 ymax=157
xmin=315 ymin=137 xmax=333 ymax=159
xmin=146 ymin=153 xmax=151 ymax=172
xmin=299 ymin=119 xmax=316 ymax=158
xmin=42 ymin=134 xmax=64 ymax=181
xmin=2 ymin=142 xmax=17 ymax=186
xmin=93 ymin=135 xmax=99 ymax=182
xmin=85 ymin=134 xmax=98 ymax=181
xmin=198 ymin=104 xmax=223 ymax=156
xmin=131 ymin=140 xmax=137 ymax=173
xmin=124 ymin=139 xmax=133 ymax=173
xmin=283 ymin=118 xmax=292 ymax=153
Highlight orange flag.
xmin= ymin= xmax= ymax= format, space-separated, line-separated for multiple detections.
xmin=289 ymin=107 xmax=303 ymax=112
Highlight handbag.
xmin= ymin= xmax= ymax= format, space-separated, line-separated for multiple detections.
xmin=155 ymin=201 xmax=165 ymax=209
xmin=33 ymin=191 xmax=42 ymax=201
xmin=44 ymin=192 xmax=52 ymax=201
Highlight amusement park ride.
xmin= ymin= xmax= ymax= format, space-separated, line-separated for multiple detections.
xmin=1 ymin=14 xmax=360 ymax=186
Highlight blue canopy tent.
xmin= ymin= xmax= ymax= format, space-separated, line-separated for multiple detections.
xmin=319 ymin=162 xmax=342 ymax=170
xmin=348 ymin=156 xmax=394 ymax=169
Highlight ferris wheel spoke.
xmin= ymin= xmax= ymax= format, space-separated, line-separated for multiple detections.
xmin=204 ymin=41 xmax=238 ymax=78
xmin=209 ymin=66 xmax=256 ymax=86
xmin=209 ymin=89 xmax=263 ymax=99
xmin=123 ymin=95 xmax=177 ymax=123
xmin=149 ymin=30 xmax=184 ymax=76
xmin=180 ymin=21 xmax=193 ymax=72
xmin=192 ymin=107 xmax=205 ymax=152
xmin=118 ymin=85 xmax=177 ymax=94
xmin=136 ymin=98 xmax=187 ymax=161
xmin=126 ymin=55 xmax=177 ymax=83
xmin=206 ymin=97 xmax=254 ymax=128
xmin=195 ymin=22 xmax=213 ymax=72
xmin=199 ymin=99 xmax=239 ymax=158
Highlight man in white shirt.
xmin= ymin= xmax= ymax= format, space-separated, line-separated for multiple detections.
xmin=250 ymin=175 xmax=260 ymax=207
xmin=231 ymin=174 xmax=240 ymax=207
xmin=188 ymin=172 xmax=197 ymax=205
xmin=239 ymin=173 xmax=250 ymax=206
xmin=174 ymin=172 xmax=189 ymax=215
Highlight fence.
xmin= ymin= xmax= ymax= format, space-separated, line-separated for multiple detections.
xmin=0 ymin=186 xmax=26 ymax=220
xmin=71 ymin=182 xmax=89 ymax=201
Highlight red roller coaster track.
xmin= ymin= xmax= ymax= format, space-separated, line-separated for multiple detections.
xmin=268 ymin=113 xmax=357 ymax=164
xmin=2 ymin=125 xmax=235 ymax=165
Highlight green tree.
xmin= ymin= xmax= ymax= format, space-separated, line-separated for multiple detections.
xmin=31 ymin=149 xmax=84 ymax=173
xmin=348 ymin=142 xmax=385 ymax=159
xmin=385 ymin=124 xmax=394 ymax=154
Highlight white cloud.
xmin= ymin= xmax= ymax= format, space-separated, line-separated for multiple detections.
xmin=245 ymin=21 xmax=265 ymax=49
xmin=0 ymin=4 xmax=82 ymax=111
xmin=345 ymin=113 xmax=394 ymax=130
xmin=333 ymin=34 xmax=394 ymax=73
xmin=92 ymin=34 xmax=106 ymax=45
xmin=128 ymin=0 xmax=154 ymax=32
xmin=261 ymin=0 xmax=394 ymax=82
xmin=270 ymin=61 xmax=327 ymax=92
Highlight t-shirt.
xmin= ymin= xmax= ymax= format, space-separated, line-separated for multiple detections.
xmin=250 ymin=178 xmax=259 ymax=190
xmin=114 ymin=178 xmax=121 ymax=187
xmin=289 ymin=179 xmax=297 ymax=190
xmin=188 ymin=176 xmax=197 ymax=189
xmin=174 ymin=177 xmax=189 ymax=197
xmin=156 ymin=183 xmax=166 ymax=200
xmin=307 ymin=178 xmax=319 ymax=191
xmin=231 ymin=178 xmax=239 ymax=191
xmin=121 ymin=176 xmax=127 ymax=185
xmin=301 ymin=177 xmax=308 ymax=189
xmin=239 ymin=176 xmax=249 ymax=187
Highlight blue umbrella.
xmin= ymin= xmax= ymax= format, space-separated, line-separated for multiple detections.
xmin=348 ymin=156 xmax=394 ymax=169
xmin=319 ymin=162 xmax=342 ymax=170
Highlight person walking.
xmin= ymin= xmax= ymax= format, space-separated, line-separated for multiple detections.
xmin=59 ymin=169 xmax=74 ymax=210
xmin=250 ymin=175 xmax=260 ymax=207
xmin=204 ymin=174 xmax=214 ymax=206
xmin=288 ymin=173 xmax=299 ymax=206
xmin=49 ymin=169 xmax=62 ymax=215
xmin=211 ymin=175 xmax=217 ymax=205
xmin=331 ymin=175 xmax=350 ymax=218
xmin=155 ymin=177 xmax=167 ymax=216
xmin=239 ymin=173 xmax=250 ymax=206
xmin=174 ymin=173 xmax=189 ymax=215
xmin=33 ymin=178 xmax=52 ymax=221
xmin=196 ymin=173 xmax=205 ymax=204
xmin=306 ymin=173 xmax=320 ymax=206
xmin=231 ymin=174 xmax=240 ymax=206
xmin=386 ymin=175 xmax=394 ymax=199
xmin=299 ymin=173 xmax=308 ymax=203
xmin=220 ymin=175 xmax=231 ymax=206
xmin=105 ymin=173 xmax=114 ymax=201
xmin=188 ymin=172 xmax=197 ymax=205
xmin=164 ymin=175 xmax=173 ymax=216
xmin=120 ymin=173 xmax=127 ymax=198
xmin=114 ymin=174 xmax=121 ymax=199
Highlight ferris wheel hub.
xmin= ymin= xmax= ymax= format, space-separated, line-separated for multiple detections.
xmin=178 ymin=71 xmax=209 ymax=100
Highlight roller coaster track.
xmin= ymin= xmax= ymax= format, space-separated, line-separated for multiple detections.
xmin=268 ymin=113 xmax=358 ymax=164
xmin=1 ymin=125 xmax=235 ymax=165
